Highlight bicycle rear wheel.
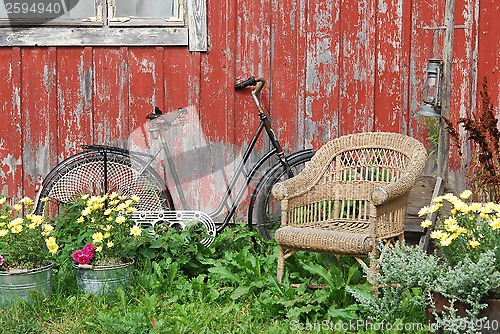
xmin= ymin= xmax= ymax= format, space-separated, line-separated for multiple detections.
xmin=249 ymin=150 xmax=315 ymax=240
xmin=34 ymin=149 xmax=173 ymax=218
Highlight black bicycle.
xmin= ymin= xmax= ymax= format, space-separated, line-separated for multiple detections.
xmin=34 ymin=77 xmax=314 ymax=245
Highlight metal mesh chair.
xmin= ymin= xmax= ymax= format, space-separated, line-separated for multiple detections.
xmin=271 ymin=132 xmax=428 ymax=284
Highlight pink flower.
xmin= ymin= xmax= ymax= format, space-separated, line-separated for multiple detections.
xmin=0 ymin=255 xmax=4 ymax=266
xmin=72 ymin=248 xmax=95 ymax=264
xmin=72 ymin=250 xmax=84 ymax=262
xmin=76 ymin=253 xmax=92 ymax=265
xmin=83 ymin=244 xmax=95 ymax=255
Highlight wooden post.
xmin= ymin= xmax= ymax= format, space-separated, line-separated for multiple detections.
xmin=437 ymin=0 xmax=456 ymax=185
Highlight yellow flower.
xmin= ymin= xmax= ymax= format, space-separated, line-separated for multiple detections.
xmin=92 ymin=232 xmax=104 ymax=243
xmin=82 ymin=207 xmax=92 ymax=216
xmin=19 ymin=197 xmax=34 ymax=205
xmin=433 ymin=196 xmax=444 ymax=203
xmin=30 ymin=215 xmax=43 ymax=225
xmin=430 ymin=204 xmax=442 ymax=213
xmin=45 ymin=236 xmax=59 ymax=255
xmin=454 ymin=202 xmax=469 ymax=213
xmin=43 ymin=224 xmax=54 ymax=233
xmin=459 ymin=190 xmax=473 ymax=200
xmin=11 ymin=224 xmax=23 ymax=234
xmin=469 ymin=203 xmax=482 ymax=212
xmin=116 ymin=203 xmax=128 ymax=212
xmin=77 ymin=216 xmax=84 ymax=223
xmin=81 ymin=194 xmax=90 ymax=200
xmin=130 ymin=195 xmax=140 ymax=202
xmin=47 ymin=243 xmax=59 ymax=255
xmin=430 ymin=230 xmax=445 ymax=240
xmin=0 ymin=197 xmax=6 ymax=205
xmin=8 ymin=217 xmax=23 ymax=228
xmin=116 ymin=215 xmax=127 ymax=224
xmin=109 ymin=192 xmax=119 ymax=199
xmin=107 ymin=241 xmax=114 ymax=248
xmin=440 ymin=237 xmax=453 ymax=247
xmin=489 ymin=218 xmax=500 ymax=230
xmin=13 ymin=203 xmax=22 ymax=211
xmin=468 ymin=240 xmax=480 ymax=248
xmin=443 ymin=193 xmax=458 ymax=202
xmin=96 ymin=246 xmax=103 ymax=252
xmin=418 ymin=206 xmax=431 ymax=217
xmin=104 ymin=209 xmax=113 ymax=216
xmin=130 ymin=225 xmax=142 ymax=237
xmin=103 ymin=232 xmax=111 ymax=239
xmin=445 ymin=223 xmax=460 ymax=233
xmin=0 ymin=229 xmax=8 ymax=237
xmin=28 ymin=222 xmax=37 ymax=230
xmin=439 ymin=232 xmax=450 ymax=242
xmin=420 ymin=219 xmax=432 ymax=228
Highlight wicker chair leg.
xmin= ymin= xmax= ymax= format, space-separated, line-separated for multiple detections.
xmin=277 ymin=246 xmax=285 ymax=284
xmin=277 ymin=247 xmax=298 ymax=284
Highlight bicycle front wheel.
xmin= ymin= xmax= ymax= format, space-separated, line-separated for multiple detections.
xmin=34 ymin=149 xmax=173 ymax=218
xmin=249 ymin=150 xmax=315 ymax=240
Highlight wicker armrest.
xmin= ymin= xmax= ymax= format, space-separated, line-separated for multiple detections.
xmin=271 ymin=168 xmax=317 ymax=201
xmin=272 ymin=178 xmax=303 ymax=201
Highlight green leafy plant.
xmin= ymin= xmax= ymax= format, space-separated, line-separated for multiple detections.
xmin=348 ymin=242 xmax=437 ymax=327
xmin=0 ymin=196 xmax=59 ymax=271
xmin=54 ymin=193 xmax=147 ymax=266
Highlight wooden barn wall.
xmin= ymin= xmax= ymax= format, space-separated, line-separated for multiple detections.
xmin=0 ymin=0 xmax=498 ymax=205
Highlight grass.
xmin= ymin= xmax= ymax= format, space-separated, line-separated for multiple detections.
xmin=0 ymin=224 xmax=429 ymax=333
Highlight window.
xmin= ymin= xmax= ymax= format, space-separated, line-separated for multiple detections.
xmin=0 ymin=0 xmax=207 ymax=51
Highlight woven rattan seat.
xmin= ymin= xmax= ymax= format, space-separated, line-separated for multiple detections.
xmin=271 ymin=132 xmax=428 ymax=285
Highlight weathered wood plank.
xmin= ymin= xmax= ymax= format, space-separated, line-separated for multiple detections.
xmin=93 ymin=48 xmax=128 ymax=147
xmin=0 ymin=48 xmax=23 ymax=198
xmin=269 ymin=0 xmax=304 ymax=151
xmin=338 ymin=0 xmax=377 ymax=134
xmin=56 ymin=48 xmax=93 ymax=159
xmin=373 ymin=0 xmax=408 ymax=133
xmin=0 ymin=27 xmax=189 ymax=46
xmin=188 ymin=0 xmax=208 ymax=51
xmin=303 ymin=0 xmax=342 ymax=145
xmin=20 ymin=47 xmax=58 ymax=197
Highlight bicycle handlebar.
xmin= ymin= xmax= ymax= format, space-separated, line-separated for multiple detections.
xmin=234 ymin=76 xmax=257 ymax=89
xmin=235 ymin=76 xmax=266 ymax=96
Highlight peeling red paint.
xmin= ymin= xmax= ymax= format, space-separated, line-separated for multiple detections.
xmin=0 ymin=0 xmax=498 ymax=202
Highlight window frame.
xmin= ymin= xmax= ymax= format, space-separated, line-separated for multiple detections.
xmin=0 ymin=0 xmax=207 ymax=51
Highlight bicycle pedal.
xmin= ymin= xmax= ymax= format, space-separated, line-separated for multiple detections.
xmin=132 ymin=210 xmax=216 ymax=246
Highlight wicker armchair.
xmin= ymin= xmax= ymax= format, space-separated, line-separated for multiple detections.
xmin=271 ymin=132 xmax=428 ymax=284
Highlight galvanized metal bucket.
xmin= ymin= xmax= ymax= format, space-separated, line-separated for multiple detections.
xmin=0 ymin=262 xmax=54 ymax=308
xmin=73 ymin=259 xmax=134 ymax=296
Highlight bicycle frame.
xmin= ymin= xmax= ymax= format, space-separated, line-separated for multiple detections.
xmin=133 ymin=78 xmax=295 ymax=233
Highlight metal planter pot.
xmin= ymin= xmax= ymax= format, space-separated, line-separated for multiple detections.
xmin=73 ymin=258 xmax=134 ymax=296
xmin=0 ymin=262 xmax=54 ymax=308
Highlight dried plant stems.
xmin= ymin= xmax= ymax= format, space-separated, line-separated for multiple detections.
xmin=444 ymin=77 xmax=500 ymax=202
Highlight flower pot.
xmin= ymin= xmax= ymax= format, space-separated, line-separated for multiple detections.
xmin=73 ymin=258 xmax=134 ymax=296
xmin=427 ymin=291 xmax=500 ymax=334
xmin=0 ymin=262 xmax=54 ymax=308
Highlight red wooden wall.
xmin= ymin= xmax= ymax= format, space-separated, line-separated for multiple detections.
xmin=0 ymin=0 xmax=498 ymax=205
